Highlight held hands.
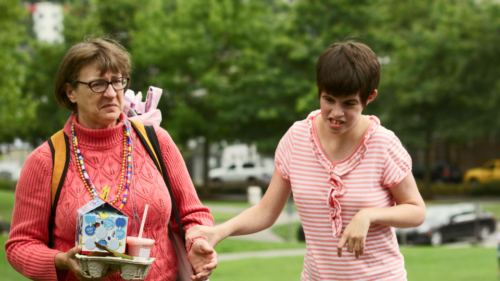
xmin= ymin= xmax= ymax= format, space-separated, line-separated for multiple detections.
xmin=337 ymin=209 xmax=371 ymax=259
xmin=187 ymin=239 xmax=218 ymax=281
xmin=186 ymin=225 xmax=221 ymax=248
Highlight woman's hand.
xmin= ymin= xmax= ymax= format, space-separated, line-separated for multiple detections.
xmin=187 ymin=239 xmax=218 ymax=281
xmin=186 ymin=225 xmax=222 ymax=248
xmin=337 ymin=209 xmax=371 ymax=259
xmin=55 ymin=246 xmax=118 ymax=280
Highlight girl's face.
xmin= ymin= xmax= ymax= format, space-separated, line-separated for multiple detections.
xmin=319 ymin=91 xmax=376 ymax=136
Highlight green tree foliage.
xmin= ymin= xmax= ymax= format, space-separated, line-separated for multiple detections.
xmin=21 ymin=0 xmax=145 ymax=145
xmin=375 ymin=0 xmax=500 ymax=196
xmin=4 ymin=0 xmax=500 ymax=197
xmin=132 ymin=0 xmax=286 ymax=188
xmin=0 ymin=0 xmax=37 ymax=144
xmin=132 ymin=0 xmax=279 ymax=142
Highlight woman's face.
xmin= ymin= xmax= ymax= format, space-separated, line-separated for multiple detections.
xmin=319 ymin=91 xmax=376 ymax=135
xmin=66 ymin=64 xmax=125 ymax=129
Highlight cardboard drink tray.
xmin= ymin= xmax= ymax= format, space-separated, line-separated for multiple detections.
xmin=76 ymin=254 xmax=155 ymax=280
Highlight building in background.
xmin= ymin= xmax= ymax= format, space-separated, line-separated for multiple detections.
xmin=0 ymin=139 xmax=31 ymax=181
xmin=29 ymin=2 xmax=64 ymax=44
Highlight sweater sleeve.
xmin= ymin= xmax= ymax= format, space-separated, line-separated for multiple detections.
xmin=153 ymin=126 xmax=214 ymax=234
xmin=5 ymin=145 xmax=61 ymax=280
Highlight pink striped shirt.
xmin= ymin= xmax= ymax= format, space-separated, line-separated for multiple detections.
xmin=275 ymin=110 xmax=411 ymax=281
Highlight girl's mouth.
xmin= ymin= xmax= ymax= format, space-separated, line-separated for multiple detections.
xmin=329 ymin=119 xmax=344 ymax=128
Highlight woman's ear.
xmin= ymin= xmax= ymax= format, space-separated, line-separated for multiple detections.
xmin=365 ymin=90 xmax=378 ymax=105
xmin=65 ymin=83 xmax=77 ymax=104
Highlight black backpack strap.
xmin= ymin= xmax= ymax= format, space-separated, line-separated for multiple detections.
xmin=47 ymin=130 xmax=70 ymax=248
xmin=129 ymin=121 xmax=186 ymax=243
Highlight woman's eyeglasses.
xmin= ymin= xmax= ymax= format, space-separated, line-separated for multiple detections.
xmin=75 ymin=77 xmax=130 ymax=93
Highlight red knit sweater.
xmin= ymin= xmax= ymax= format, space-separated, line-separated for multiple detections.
xmin=5 ymin=114 xmax=214 ymax=281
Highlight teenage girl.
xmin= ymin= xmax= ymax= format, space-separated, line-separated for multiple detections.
xmin=187 ymin=41 xmax=426 ymax=281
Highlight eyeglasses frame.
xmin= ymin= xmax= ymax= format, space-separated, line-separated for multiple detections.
xmin=74 ymin=77 xmax=130 ymax=93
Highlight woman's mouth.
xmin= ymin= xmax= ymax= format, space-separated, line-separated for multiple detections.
xmin=102 ymin=104 xmax=117 ymax=109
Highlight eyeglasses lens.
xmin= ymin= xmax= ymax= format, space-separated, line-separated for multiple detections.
xmin=89 ymin=78 xmax=128 ymax=93
xmin=112 ymin=78 xmax=127 ymax=90
xmin=90 ymin=81 xmax=107 ymax=92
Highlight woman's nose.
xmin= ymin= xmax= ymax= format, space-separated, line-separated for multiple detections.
xmin=102 ymin=85 xmax=118 ymax=98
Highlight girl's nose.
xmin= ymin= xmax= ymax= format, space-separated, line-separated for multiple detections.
xmin=330 ymin=105 xmax=344 ymax=118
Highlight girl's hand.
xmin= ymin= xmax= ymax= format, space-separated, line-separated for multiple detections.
xmin=337 ymin=209 xmax=371 ymax=259
xmin=186 ymin=225 xmax=222 ymax=249
xmin=55 ymin=246 xmax=118 ymax=280
xmin=188 ymin=239 xmax=218 ymax=281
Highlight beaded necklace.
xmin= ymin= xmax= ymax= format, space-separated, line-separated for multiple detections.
xmin=71 ymin=113 xmax=132 ymax=211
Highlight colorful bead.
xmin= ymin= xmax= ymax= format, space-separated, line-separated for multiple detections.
xmin=71 ymin=113 xmax=132 ymax=208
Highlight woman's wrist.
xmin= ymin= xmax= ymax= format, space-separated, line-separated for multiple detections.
xmin=54 ymin=252 xmax=68 ymax=270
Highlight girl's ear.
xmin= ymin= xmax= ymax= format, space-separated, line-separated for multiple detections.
xmin=65 ymin=83 xmax=77 ymax=104
xmin=366 ymin=90 xmax=378 ymax=106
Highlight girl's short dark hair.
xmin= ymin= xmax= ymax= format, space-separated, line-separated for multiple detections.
xmin=54 ymin=37 xmax=132 ymax=111
xmin=316 ymin=41 xmax=380 ymax=106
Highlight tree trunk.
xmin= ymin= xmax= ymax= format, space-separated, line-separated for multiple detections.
xmin=423 ymin=132 xmax=433 ymax=199
xmin=202 ymin=136 xmax=210 ymax=197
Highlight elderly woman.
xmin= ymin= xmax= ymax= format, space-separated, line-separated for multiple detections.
xmin=5 ymin=37 xmax=216 ymax=281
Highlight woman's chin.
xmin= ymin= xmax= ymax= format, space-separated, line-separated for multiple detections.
xmin=97 ymin=113 xmax=121 ymax=127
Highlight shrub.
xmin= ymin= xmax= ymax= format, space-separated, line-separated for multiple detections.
xmin=0 ymin=179 xmax=16 ymax=191
xmin=471 ymin=181 xmax=500 ymax=196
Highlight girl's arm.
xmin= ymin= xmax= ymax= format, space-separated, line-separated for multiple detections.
xmin=362 ymin=172 xmax=425 ymax=228
xmin=337 ymin=172 xmax=425 ymax=259
xmin=186 ymin=168 xmax=292 ymax=247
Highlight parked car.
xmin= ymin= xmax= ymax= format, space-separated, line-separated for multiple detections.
xmin=463 ymin=159 xmax=500 ymax=185
xmin=0 ymin=161 xmax=22 ymax=181
xmin=412 ymin=162 xmax=461 ymax=183
xmin=209 ymin=162 xmax=273 ymax=185
xmin=395 ymin=203 xmax=496 ymax=246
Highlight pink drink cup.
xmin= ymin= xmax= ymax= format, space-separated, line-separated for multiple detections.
xmin=126 ymin=237 xmax=155 ymax=259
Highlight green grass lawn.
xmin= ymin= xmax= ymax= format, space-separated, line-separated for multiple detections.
xmin=211 ymin=256 xmax=304 ymax=281
xmin=2 ymin=233 xmax=498 ymax=281
xmin=0 ymin=190 xmax=15 ymax=223
xmin=212 ymin=246 xmax=498 ymax=281
xmin=2 ymin=195 xmax=500 ymax=280
xmin=202 ymin=200 xmax=250 ymax=208
xmin=482 ymin=202 xmax=500 ymax=219
xmin=272 ymin=222 xmax=302 ymax=241
xmin=215 ymin=237 xmax=305 ymax=253
xmin=402 ymin=246 xmax=497 ymax=280
xmin=1 ymin=236 xmax=29 ymax=281
xmin=211 ymin=212 xmax=238 ymax=224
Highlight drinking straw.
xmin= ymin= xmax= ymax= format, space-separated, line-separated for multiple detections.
xmin=138 ymin=204 xmax=149 ymax=238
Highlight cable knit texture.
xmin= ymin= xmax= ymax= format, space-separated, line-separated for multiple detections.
xmin=5 ymin=113 xmax=214 ymax=281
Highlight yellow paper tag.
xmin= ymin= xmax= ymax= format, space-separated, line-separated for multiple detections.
xmin=99 ymin=185 xmax=110 ymax=201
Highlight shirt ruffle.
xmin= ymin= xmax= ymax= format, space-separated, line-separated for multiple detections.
xmin=307 ymin=110 xmax=380 ymax=238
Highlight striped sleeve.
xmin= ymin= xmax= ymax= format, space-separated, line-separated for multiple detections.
xmin=382 ymin=136 xmax=412 ymax=188
xmin=274 ymin=127 xmax=294 ymax=181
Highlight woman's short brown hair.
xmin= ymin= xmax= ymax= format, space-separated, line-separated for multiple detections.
xmin=316 ymin=41 xmax=380 ymax=107
xmin=54 ymin=37 xmax=132 ymax=111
